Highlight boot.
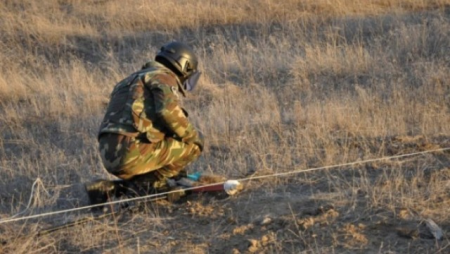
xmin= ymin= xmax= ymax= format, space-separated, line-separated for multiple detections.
xmin=85 ymin=180 xmax=116 ymax=209
xmin=85 ymin=179 xmax=133 ymax=202
xmin=126 ymin=172 xmax=163 ymax=196
xmin=127 ymin=172 xmax=186 ymax=202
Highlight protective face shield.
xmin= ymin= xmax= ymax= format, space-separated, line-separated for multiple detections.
xmin=183 ymin=71 xmax=201 ymax=92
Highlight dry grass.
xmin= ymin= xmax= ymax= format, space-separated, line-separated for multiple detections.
xmin=0 ymin=0 xmax=449 ymax=253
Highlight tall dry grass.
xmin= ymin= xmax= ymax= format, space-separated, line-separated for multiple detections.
xmin=0 ymin=0 xmax=449 ymax=253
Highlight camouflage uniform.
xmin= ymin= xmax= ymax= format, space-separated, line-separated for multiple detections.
xmin=98 ymin=61 xmax=202 ymax=187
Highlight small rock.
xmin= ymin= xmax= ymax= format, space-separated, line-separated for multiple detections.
xmin=261 ymin=217 xmax=272 ymax=225
xmin=425 ymin=219 xmax=443 ymax=240
xmin=396 ymin=227 xmax=419 ymax=239
xmin=261 ymin=235 xmax=270 ymax=246
xmin=247 ymin=239 xmax=260 ymax=253
xmin=231 ymin=248 xmax=241 ymax=254
xmin=248 ymin=239 xmax=259 ymax=247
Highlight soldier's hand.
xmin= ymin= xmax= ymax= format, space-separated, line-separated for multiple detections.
xmin=185 ymin=131 xmax=204 ymax=151
xmin=192 ymin=133 xmax=204 ymax=152
xmin=183 ymin=130 xmax=204 ymax=151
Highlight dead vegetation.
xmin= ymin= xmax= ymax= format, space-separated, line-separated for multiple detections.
xmin=0 ymin=0 xmax=449 ymax=253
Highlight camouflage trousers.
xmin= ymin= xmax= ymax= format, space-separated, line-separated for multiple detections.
xmin=98 ymin=133 xmax=201 ymax=183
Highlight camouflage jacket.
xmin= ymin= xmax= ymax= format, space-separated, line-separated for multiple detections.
xmin=98 ymin=61 xmax=199 ymax=143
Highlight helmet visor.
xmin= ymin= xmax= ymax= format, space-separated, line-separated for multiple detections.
xmin=184 ymin=71 xmax=202 ymax=92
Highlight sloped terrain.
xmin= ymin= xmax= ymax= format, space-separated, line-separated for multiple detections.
xmin=0 ymin=1 xmax=449 ymax=253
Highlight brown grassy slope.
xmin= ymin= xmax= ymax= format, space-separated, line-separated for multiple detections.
xmin=0 ymin=0 xmax=449 ymax=253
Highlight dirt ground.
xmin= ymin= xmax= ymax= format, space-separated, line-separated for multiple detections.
xmin=1 ymin=136 xmax=447 ymax=254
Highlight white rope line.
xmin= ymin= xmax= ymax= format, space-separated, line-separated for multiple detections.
xmin=0 ymin=147 xmax=448 ymax=225
xmin=10 ymin=178 xmax=49 ymax=218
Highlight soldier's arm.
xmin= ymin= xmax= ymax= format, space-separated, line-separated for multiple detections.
xmin=148 ymin=75 xmax=199 ymax=142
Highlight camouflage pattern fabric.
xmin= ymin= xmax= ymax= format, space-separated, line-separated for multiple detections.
xmin=99 ymin=133 xmax=201 ymax=183
xmin=97 ymin=61 xmax=202 ymax=182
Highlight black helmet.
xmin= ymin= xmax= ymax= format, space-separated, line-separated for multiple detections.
xmin=155 ymin=42 xmax=201 ymax=92
xmin=155 ymin=42 xmax=199 ymax=81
